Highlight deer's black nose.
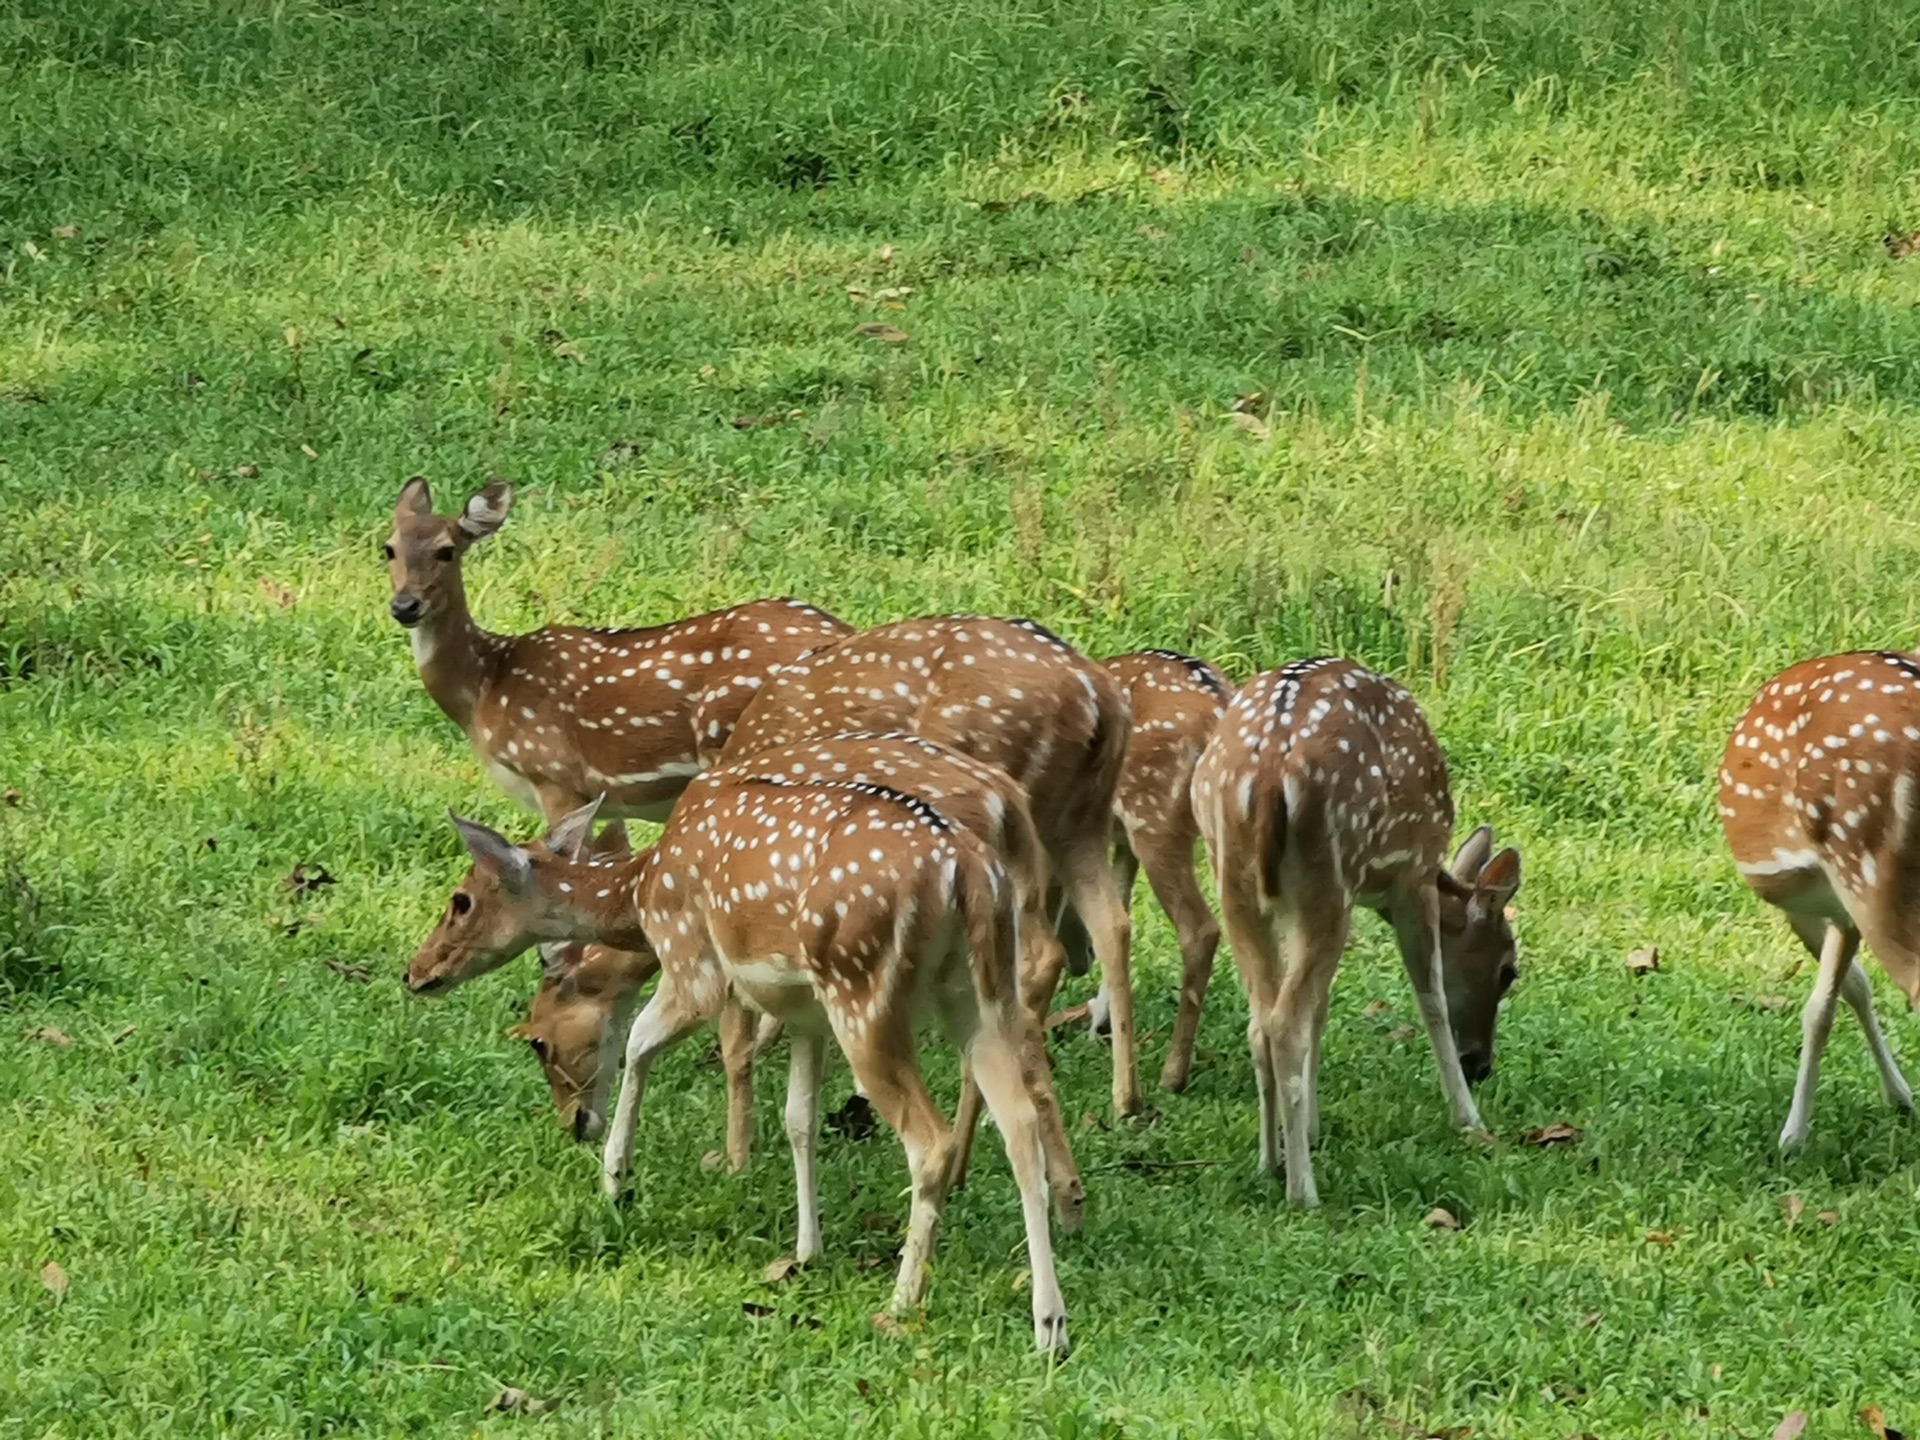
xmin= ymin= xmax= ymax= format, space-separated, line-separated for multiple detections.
xmin=390 ymin=594 xmax=424 ymax=626
xmin=1461 ymin=1052 xmax=1493 ymax=1086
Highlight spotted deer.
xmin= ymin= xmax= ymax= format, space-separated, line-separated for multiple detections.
xmin=502 ymin=732 xmax=1087 ymax=1227
xmin=405 ymin=786 xmax=1074 ymax=1355
xmin=1719 ymin=651 xmax=1920 ymax=1150
xmin=1088 ymin=650 xmax=1232 ymax=1091
xmin=384 ymin=475 xmax=851 ymax=830
xmin=1192 ymin=658 xmax=1522 ymax=1208
xmin=716 ymin=616 xmax=1143 ymax=1117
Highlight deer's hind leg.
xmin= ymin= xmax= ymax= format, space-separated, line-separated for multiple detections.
xmin=836 ymin=1011 xmax=957 ymax=1316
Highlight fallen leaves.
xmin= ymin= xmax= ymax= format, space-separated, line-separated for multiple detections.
xmin=1422 ymin=1207 xmax=1460 ymax=1231
xmin=1363 ymin=1000 xmax=1392 ymax=1019
xmin=1522 ymin=1122 xmax=1584 ymax=1148
xmin=53 ymin=224 xmax=79 ymax=240
xmin=258 ymin=576 xmax=296 ymax=608
xmin=1782 ymin=1192 xmax=1805 ymax=1228
xmin=853 ymin=322 xmax=910 ymax=344
xmin=763 ymin=1256 xmax=802 ymax=1284
xmin=1644 ymin=1229 xmax=1677 ymax=1248
xmin=1389 ymin=1025 xmax=1418 ymax=1044
xmin=1886 ymin=231 xmax=1920 ymax=260
xmin=1627 ymin=945 xmax=1661 ymax=976
xmin=1227 ymin=411 xmax=1272 ymax=441
xmin=1771 ymin=1412 xmax=1808 ymax=1440
xmin=40 ymin=1261 xmax=68 ymax=1299
xmin=28 ymin=1027 xmax=73 ymax=1048
xmin=489 ymin=1387 xmax=561 ymax=1416
xmin=325 ymin=959 xmax=372 ymax=984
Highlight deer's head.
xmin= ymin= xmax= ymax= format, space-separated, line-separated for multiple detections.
xmin=511 ymin=942 xmax=651 ymax=1142
xmin=1434 ymin=825 xmax=1524 ymax=1085
xmin=384 ymin=476 xmax=512 ymax=629
xmin=404 ymin=796 xmax=607 ymax=996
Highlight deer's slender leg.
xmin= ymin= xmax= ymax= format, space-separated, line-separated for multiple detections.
xmin=1084 ymin=842 xmax=1141 ymax=1038
xmin=1842 ymin=960 xmax=1914 ymax=1112
xmin=839 ymin=1017 xmax=956 ymax=1315
xmin=1217 ymin=877 xmax=1282 ymax=1175
xmin=719 ymin=997 xmax=758 ymax=1174
xmin=784 ymin=1029 xmax=829 ymax=1262
xmin=1063 ymin=840 xmax=1140 ymax=1117
xmin=1266 ymin=901 xmax=1347 ymax=1209
xmin=1137 ymin=825 xmax=1221 ymax=1094
xmin=602 ymin=982 xmax=713 ymax=1199
xmin=967 ymin=1018 xmax=1070 ymax=1354
xmin=1779 ymin=920 xmax=1859 ymax=1151
xmin=1389 ymin=882 xmax=1483 ymax=1133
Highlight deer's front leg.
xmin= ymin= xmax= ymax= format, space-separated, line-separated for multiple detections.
xmin=785 ymin=1030 xmax=829 ymax=1262
xmin=602 ymin=980 xmax=712 ymax=1200
xmin=1389 ymin=884 xmax=1483 ymax=1134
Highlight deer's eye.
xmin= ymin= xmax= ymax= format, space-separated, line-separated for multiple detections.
xmin=435 ymin=546 xmax=455 ymax=563
xmin=451 ymin=892 xmax=473 ymax=917
xmin=526 ymin=1036 xmax=549 ymax=1060
xmin=383 ymin=543 xmax=395 ymax=560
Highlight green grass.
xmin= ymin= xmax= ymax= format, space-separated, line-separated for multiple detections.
xmin=6 ymin=0 xmax=1920 ymax=1432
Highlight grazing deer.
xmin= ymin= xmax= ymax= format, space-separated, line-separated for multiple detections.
xmin=406 ymin=786 xmax=1074 ymax=1355
xmin=1191 ymin=658 xmax=1522 ymax=1208
xmin=715 ymin=616 xmax=1143 ymax=1117
xmin=1719 ymin=651 xmax=1920 ymax=1150
xmin=1088 ymin=650 xmax=1232 ymax=1091
xmin=384 ymin=475 xmax=851 ymax=829
xmin=506 ymin=732 xmax=1087 ymax=1227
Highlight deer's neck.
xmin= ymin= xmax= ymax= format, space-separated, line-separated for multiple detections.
xmin=558 ymin=850 xmax=658 ymax=953
xmin=410 ymin=579 xmax=499 ymax=733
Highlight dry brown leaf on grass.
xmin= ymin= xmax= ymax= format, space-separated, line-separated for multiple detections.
xmin=1045 ymin=1002 xmax=1092 ymax=1031
xmin=324 ymin=959 xmax=371 ymax=985
xmin=1782 ymin=1193 xmax=1805 ymax=1228
xmin=1226 ymin=411 xmax=1272 ymax=441
xmin=1645 ymin=1229 xmax=1677 ymax=1248
xmin=1819 ymin=1209 xmax=1840 ymax=1226
xmin=1422 ymin=1207 xmax=1461 ymax=1231
xmin=1771 ymin=1412 xmax=1808 ymax=1440
xmin=699 ymin=1150 xmax=729 ymax=1174
xmin=53 ymin=224 xmax=78 ymax=239
xmin=1363 ymin=999 xmax=1392 ymax=1019
xmin=1389 ymin=1025 xmax=1418 ymax=1043
xmin=40 ymin=1261 xmax=68 ymax=1298
xmin=764 ymin=1256 xmax=802 ymax=1284
xmin=1523 ymin=1122 xmax=1584 ymax=1147
xmin=300 ymin=443 xmax=319 ymax=460
xmin=1627 ymin=945 xmax=1661 ymax=976
xmin=258 ymin=576 xmax=296 ymax=608
xmin=29 ymin=1027 xmax=73 ymax=1048
xmin=853 ymin=322 xmax=910 ymax=344
xmin=111 ymin=1024 xmax=137 ymax=1046
xmin=1885 ymin=231 xmax=1920 ymax=260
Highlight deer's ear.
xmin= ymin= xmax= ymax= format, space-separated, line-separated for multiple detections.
xmin=1475 ymin=848 xmax=1522 ymax=912
xmin=1450 ymin=825 xmax=1495 ymax=882
xmin=544 ymin=794 xmax=604 ymax=862
xmin=395 ymin=475 xmax=433 ymax=519
xmin=449 ymin=810 xmax=532 ymax=891
xmin=458 ymin=480 xmax=514 ymax=540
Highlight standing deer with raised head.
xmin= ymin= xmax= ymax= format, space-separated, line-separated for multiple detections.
xmin=1719 ymin=650 xmax=1920 ymax=1150
xmin=716 ymin=616 xmax=1144 ymax=1117
xmin=1191 ymin=657 xmax=1522 ymax=1209
xmin=384 ymin=475 xmax=851 ymax=829
xmin=1091 ymin=650 xmax=1231 ymax=1092
xmin=503 ymin=732 xmax=1087 ymax=1226
xmin=406 ymin=783 xmax=1074 ymax=1355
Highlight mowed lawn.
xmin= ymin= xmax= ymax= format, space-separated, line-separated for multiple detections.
xmin=6 ymin=0 xmax=1920 ymax=1433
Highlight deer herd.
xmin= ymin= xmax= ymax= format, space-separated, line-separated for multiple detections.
xmin=384 ymin=478 xmax=1919 ymax=1356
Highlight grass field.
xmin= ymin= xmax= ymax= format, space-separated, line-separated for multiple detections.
xmin=7 ymin=0 xmax=1920 ymax=1433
